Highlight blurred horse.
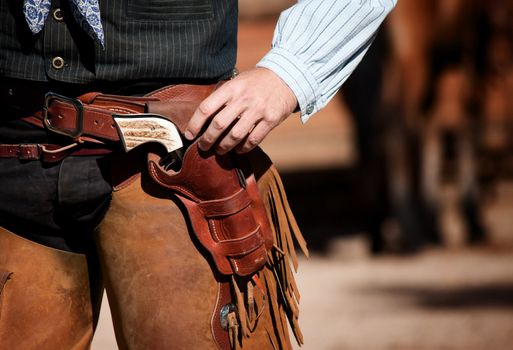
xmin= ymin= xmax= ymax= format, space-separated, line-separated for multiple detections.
xmin=343 ymin=0 xmax=513 ymax=253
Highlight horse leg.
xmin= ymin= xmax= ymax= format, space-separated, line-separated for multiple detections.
xmin=384 ymin=118 xmax=427 ymax=252
xmin=342 ymin=30 xmax=389 ymax=254
xmin=457 ymin=126 xmax=487 ymax=244
xmin=420 ymin=119 xmax=444 ymax=245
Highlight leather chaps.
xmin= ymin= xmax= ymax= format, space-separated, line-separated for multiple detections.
xmin=0 ymin=226 xmax=103 ymax=349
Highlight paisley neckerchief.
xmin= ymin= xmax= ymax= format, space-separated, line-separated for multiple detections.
xmin=23 ymin=0 xmax=104 ymax=47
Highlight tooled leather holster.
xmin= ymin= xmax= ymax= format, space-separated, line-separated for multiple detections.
xmin=148 ymin=145 xmax=274 ymax=276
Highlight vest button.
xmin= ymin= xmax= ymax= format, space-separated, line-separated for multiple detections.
xmin=51 ymin=56 xmax=65 ymax=70
xmin=52 ymin=8 xmax=64 ymax=21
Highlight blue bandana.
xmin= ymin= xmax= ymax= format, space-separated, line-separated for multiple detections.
xmin=23 ymin=0 xmax=105 ymax=47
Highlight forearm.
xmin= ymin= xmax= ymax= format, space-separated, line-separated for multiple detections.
xmin=257 ymin=0 xmax=397 ymax=122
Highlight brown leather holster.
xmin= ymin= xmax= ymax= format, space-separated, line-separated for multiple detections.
xmin=148 ymin=144 xmax=274 ymax=276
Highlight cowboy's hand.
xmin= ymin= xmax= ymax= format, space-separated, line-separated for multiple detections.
xmin=184 ymin=67 xmax=298 ymax=154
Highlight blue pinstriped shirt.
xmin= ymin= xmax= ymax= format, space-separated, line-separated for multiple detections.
xmin=257 ymin=0 xmax=397 ymax=121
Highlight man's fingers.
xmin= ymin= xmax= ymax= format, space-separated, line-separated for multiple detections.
xmin=197 ymin=103 xmax=245 ymax=151
xmin=185 ymin=87 xmax=231 ymax=140
xmin=236 ymin=121 xmax=273 ymax=154
xmin=216 ymin=111 xmax=260 ymax=154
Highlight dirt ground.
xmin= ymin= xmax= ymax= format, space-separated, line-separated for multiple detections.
xmin=92 ymin=19 xmax=513 ymax=350
xmin=293 ymin=247 xmax=513 ymax=350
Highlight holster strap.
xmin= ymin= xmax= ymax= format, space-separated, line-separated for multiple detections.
xmin=214 ymin=228 xmax=264 ymax=258
xmin=196 ymin=190 xmax=266 ymax=257
xmin=198 ymin=189 xmax=252 ymax=218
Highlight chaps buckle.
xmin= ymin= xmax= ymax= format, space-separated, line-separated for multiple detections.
xmin=43 ymin=92 xmax=84 ymax=139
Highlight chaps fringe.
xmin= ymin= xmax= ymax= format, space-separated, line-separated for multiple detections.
xmin=232 ymin=150 xmax=309 ymax=349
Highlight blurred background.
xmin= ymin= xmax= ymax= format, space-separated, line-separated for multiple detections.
xmin=93 ymin=1 xmax=513 ymax=349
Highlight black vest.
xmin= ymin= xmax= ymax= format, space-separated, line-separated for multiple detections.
xmin=0 ymin=0 xmax=238 ymax=84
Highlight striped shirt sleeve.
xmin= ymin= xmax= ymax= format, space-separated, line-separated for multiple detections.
xmin=256 ymin=0 xmax=397 ymax=122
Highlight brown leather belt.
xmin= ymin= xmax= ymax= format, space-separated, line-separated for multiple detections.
xmin=0 ymin=83 xmax=218 ymax=162
xmin=0 ymin=143 xmax=113 ymax=162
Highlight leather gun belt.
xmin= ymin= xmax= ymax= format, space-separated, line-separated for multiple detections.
xmin=0 ymin=83 xmax=218 ymax=162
